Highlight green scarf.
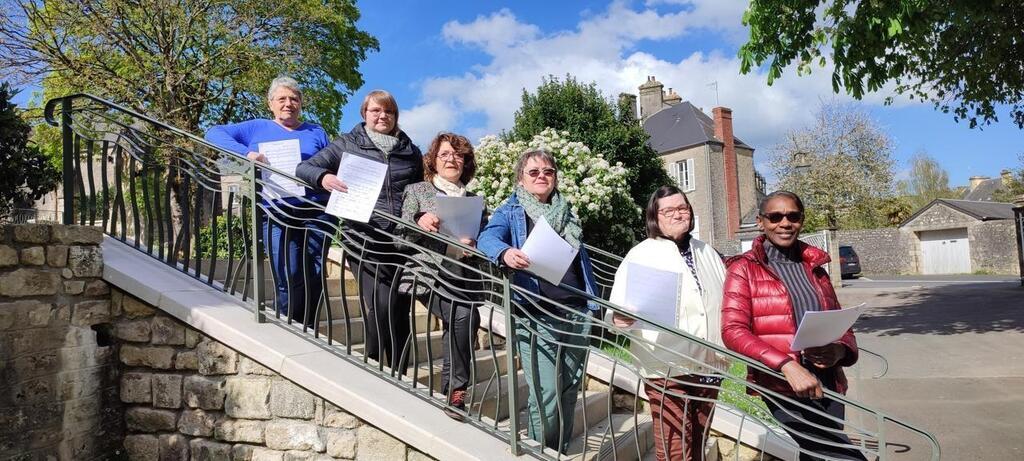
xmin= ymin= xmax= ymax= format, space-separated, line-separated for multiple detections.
xmin=516 ymin=185 xmax=582 ymax=249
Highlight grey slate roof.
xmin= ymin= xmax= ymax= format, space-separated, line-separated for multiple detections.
xmin=643 ymin=101 xmax=752 ymax=154
xmin=962 ymin=178 xmax=1003 ymax=201
xmin=901 ymin=199 xmax=1014 ymax=227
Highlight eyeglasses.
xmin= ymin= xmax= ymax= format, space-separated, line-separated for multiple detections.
xmin=525 ymin=168 xmax=557 ymax=178
xmin=658 ymin=206 xmax=692 ymax=217
xmin=438 ymin=152 xmax=465 ymax=161
xmin=761 ymin=211 xmax=804 ymax=223
xmin=366 ymin=108 xmax=395 ymax=117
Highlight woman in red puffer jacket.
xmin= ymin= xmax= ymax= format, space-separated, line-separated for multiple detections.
xmin=721 ymin=191 xmax=866 ymax=461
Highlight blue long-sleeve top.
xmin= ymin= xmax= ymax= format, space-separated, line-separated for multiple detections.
xmin=205 ymin=119 xmax=330 ymax=203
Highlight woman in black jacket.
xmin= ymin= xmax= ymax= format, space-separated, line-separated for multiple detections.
xmin=297 ymin=90 xmax=423 ymax=373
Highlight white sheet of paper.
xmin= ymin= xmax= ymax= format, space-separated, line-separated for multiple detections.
xmin=324 ymin=152 xmax=388 ymax=223
xmin=790 ymin=303 xmax=866 ymax=351
xmin=622 ymin=262 xmax=680 ymax=327
xmin=258 ymin=139 xmax=304 ymax=199
xmin=435 ymin=195 xmax=485 ymax=240
xmin=520 ymin=217 xmax=578 ymax=285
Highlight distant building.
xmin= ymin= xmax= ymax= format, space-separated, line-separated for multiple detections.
xmin=962 ymin=170 xmax=1015 ymax=202
xmin=620 ymin=76 xmax=764 ymax=253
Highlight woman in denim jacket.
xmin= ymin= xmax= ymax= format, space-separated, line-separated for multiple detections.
xmin=477 ymin=148 xmax=598 ymax=453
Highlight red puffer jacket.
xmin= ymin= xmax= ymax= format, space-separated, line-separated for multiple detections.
xmin=721 ymin=234 xmax=858 ymax=396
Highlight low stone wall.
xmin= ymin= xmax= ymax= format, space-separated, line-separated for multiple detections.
xmin=970 ymin=220 xmax=1020 ymax=275
xmin=0 ymin=224 xmax=121 ymax=459
xmin=111 ymin=287 xmax=434 ymax=461
xmin=835 ymin=228 xmax=914 ymax=275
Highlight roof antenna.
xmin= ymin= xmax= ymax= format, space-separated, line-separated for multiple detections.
xmin=708 ymin=81 xmax=719 ymax=106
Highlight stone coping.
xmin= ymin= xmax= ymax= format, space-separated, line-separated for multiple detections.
xmin=102 ymin=236 xmax=519 ymax=461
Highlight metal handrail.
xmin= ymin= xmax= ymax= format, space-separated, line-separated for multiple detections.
xmin=49 ymin=93 xmax=939 ymax=460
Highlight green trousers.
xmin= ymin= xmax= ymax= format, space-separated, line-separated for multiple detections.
xmin=514 ymin=311 xmax=591 ymax=452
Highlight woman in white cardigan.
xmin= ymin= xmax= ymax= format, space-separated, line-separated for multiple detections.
xmin=608 ymin=185 xmax=727 ymax=461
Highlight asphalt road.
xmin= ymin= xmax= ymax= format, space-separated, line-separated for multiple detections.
xmin=842 ymin=274 xmax=1021 ymax=289
xmin=837 ymin=279 xmax=1024 ymax=460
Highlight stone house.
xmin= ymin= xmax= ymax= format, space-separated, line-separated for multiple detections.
xmin=898 ymin=199 xmax=1017 ymax=274
xmin=621 ymin=76 xmax=764 ymax=253
xmin=962 ymin=170 xmax=1016 ymax=202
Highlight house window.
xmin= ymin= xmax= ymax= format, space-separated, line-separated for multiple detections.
xmin=670 ymin=159 xmax=696 ymax=192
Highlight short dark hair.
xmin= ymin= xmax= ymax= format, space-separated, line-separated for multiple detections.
xmin=423 ymin=132 xmax=476 ymax=183
xmin=645 ymin=185 xmax=695 ymax=239
xmin=514 ymin=149 xmax=557 ymax=183
xmin=758 ymin=190 xmax=805 ymax=215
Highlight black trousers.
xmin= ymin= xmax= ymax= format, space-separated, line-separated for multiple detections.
xmin=764 ymin=368 xmax=868 ymax=461
xmin=428 ymin=287 xmax=481 ymax=394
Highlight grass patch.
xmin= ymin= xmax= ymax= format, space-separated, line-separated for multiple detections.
xmin=718 ymin=361 xmax=774 ymax=425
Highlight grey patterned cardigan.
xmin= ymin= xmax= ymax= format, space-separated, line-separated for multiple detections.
xmin=400 ymin=181 xmax=488 ymax=271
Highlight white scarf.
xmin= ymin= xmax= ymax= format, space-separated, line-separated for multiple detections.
xmin=432 ymin=175 xmax=466 ymax=197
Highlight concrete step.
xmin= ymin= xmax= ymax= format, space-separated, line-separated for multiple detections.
xmin=318 ymin=311 xmax=433 ymax=345
xmin=411 ymin=348 xmax=511 ymax=393
xmin=323 ymin=295 xmax=363 ymax=320
xmin=470 ymin=369 xmax=530 ymax=422
xmin=564 ymin=412 xmax=654 ymax=461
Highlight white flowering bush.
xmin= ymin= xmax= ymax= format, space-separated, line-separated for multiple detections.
xmin=469 ymin=128 xmax=640 ymax=253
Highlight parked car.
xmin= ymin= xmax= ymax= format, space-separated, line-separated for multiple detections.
xmin=839 ymin=245 xmax=862 ymax=279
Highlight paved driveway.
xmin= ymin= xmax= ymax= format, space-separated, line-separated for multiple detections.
xmin=838 ymin=280 xmax=1024 ymax=460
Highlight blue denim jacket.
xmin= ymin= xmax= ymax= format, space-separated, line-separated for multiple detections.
xmin=477 ymin=191 xmax=599 ymax=311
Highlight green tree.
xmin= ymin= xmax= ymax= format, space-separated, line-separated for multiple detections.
xmin=897 ymin=151 xmax=959 ymax=209
xmin=0 ymin=84 xmax=59 ymax=221
xmin=739 ymin=1 xmax=1024 ymax=129
xmin=0 ymin=0 xmax=378 ymax=136
xmin=506 ymin=75 xmax=672 ymax=209
xmin=769 ymin=102 xmax=897 ymax=231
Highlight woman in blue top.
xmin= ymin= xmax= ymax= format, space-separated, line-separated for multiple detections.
xmin=205 ymin=76 xmax=333 ymax=326
xmin=477 ymin=149 xmax=599 ymax=452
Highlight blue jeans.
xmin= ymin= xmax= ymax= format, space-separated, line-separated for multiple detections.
xmin=262 ymin=204 xmax=337 ymax=325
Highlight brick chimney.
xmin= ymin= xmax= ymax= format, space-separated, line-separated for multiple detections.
xmin=714 ymin=106 xmax=740 ymax=238
xmin=638 ymin=76 xmax=664 ymax=123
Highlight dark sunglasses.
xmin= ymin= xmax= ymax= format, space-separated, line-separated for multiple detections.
xmin=525 ymin=167 xmax=557 ymax=178
xmin=761 ymin=211 xmax=804 ymax=224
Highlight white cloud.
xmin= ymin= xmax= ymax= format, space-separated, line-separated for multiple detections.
xmin=400 ymin=1 xmax=908 ymax=153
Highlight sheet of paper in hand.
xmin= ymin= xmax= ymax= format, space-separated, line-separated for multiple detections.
xmin=258 ymin=139 xmax=305 ymax=199
xmin=435 ymin=195 xmax=485 ymax=240
xmin=622 ymin=262 xmax=680 ymax=328
xmin=520 ymin=217 xmax=579 ymax=285
xmin=324 ymin=152 xmax=389 ymax=223
xmin=790 ymin=303 xmax=867 ymax=351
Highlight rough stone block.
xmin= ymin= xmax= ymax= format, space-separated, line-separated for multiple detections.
xmin=198 ymin=340 xmax=238 ymax=375
xmin=355 ymin=425 xmax=405 ymax=461
xmin=121 ymin=372 xmax=153 ymax=403
xmin=13 ymin=224 xmax=50 ymax=243
xmin=52 ymin=225 xmax=103 ymax=244
xmin=325 ymin=428 xmax=357 ymax=459
xmin=190 ymin=438 xmax=232 ymax=461
xmin=68 ymin=245 xmax=103 ymax=277
xmin=0 ymin=268 xmax=60 ymax=297
xmin=83 ymin=279 xmax=109 ymax=296
xmin=124 ymin=434 xmax=160 ymax=461
xmin=63 ymin=280 xmax=86 ymax=295
xmin=71 ymin=300 xmax=111 ymax=326
xmin=185 ymin=328 xmax=203 ymax=348
xmin=62 ymin=268 xmax=73 ymax=279
xmin=152 ymin=374 xmax=183 ymax=408
xmin=111 ymin=289 xmax=123 ymax=316
xmin=215 ymin=419 xmax=265 ymax=443
xmin=178 ymin=409 xmax=217 ymax=437
xmin=284 ymin=452 xmax=334 ymax=461
xmin=123 ymin=295 xmax=157 ymax=318
xmin=406 ymin=449 xmax=434 ymax=461
xmin=158 ymin=433 xmax=190 ymax=461
xmin=46 ymin=244 xmax=68 ymax=267
xmin=249 ymin=447 xmax=286 ymax=461
xmin=184 ymin=376 xmax=226 ymax=410
xmin=238 ymin=356 xmax=275 ymax=375
xmin=126 ymin=407 xmax=178 ymax=432
xmin=19 ymin=246 xmax=45 ymax=265
xmin=150 ymin=315 xmax=186 ymax=345
xmin=175 ymin=350 xmax=199 ymax=370
xmin=0 ymin=245 xmax=17 ymax=267
xmin=270 ymin=380 xmax=316 ymax=419
xmin=224 ymin=377 xmax=272 ymax=419
xmin=120 ymin=345 xmax=175 ymax=369
xmin=116 ymin=319 xmax=152 ymax=342
xmin=0 ymin=300 xmax=52 ymax=329
xmin=0 ymin=309 xmax=13 ymax=330
xmin=322 ymin=404 xmax=360 ymax=429
xmin=264 ymin=420 xmax=324 ymax=452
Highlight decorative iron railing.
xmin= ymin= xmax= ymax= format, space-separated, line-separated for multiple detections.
xmin=46 ymin=93 xmax=939 ymax=460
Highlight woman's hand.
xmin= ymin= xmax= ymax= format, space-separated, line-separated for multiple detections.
xmin=417 ymin=212 xmax=440 ymax=232
xmin=502 ymin=248 xmax=531 ymax=269
xmin=803 ymin=343 xmax=847 ymax=369
xmin=611 ymin=312 xmax=636 ymax=328
xmin=321 ymin=173 xmax=348 ymax=193
xmin=458 ymin=238 xmax=476 ymax=259
xmin=781 ymin=360 xmax=823 ymax=399
xmin=246 ymin=151 xmax=268 ymax=163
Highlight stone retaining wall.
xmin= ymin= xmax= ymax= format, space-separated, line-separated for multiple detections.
xmin=835 ymin=228 xmax=915 ymax=275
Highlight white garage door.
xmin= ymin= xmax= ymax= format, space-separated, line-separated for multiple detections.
xmin=919 ymin=228 xmax=971 ymax=274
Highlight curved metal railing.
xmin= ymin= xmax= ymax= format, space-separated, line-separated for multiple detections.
xmin=46 ymin=93 xmax=939 ymax=461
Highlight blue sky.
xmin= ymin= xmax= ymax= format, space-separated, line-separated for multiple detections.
xmin=13 ymin=0 xmax=1021 ymax=188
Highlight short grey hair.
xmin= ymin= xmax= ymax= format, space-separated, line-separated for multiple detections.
xmin=514 ymin=149 xmax=557 ymax=182
xmin=267 ymin=76 xmax=303 ymax=103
